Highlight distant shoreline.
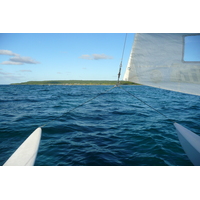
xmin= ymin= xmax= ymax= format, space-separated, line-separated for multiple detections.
xmin=11 ymin=80 xmax=139 ymax=85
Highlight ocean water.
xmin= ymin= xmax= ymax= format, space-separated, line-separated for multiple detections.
xmin=0 ymin=85 xmax=200 ymax=166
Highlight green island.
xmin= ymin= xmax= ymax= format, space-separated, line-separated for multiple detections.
xmin=11 ymin=80 xmax=139 ymax=85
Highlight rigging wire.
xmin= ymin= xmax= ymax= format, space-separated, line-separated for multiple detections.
xmin=39 ymin=33 xmax=175 ymax=129
xmin=116 ymin=33 xmax=175 ymax=123
xmin=119 ymin=85 xmax=175 ymax=123
xmin=117 ymin=33 xmax=127 ymax=86
xmin=40 ymin=33 xmax=128 ymax=128
xmin=40 ymin=86 xmax=116 ymax=128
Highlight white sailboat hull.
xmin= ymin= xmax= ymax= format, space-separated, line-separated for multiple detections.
xmin=3 ymin=127 xmax=42 ymax=166
xmin=174 ymin=123 xmax=200 ymax=166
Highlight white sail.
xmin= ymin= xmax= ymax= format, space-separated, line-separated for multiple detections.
xmin=123 ymin=33 xmax=200 ymax=165
xmin=123 ymin=33 xmax=200 ymax=96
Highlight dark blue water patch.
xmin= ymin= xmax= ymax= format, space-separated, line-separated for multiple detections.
xmin=0 ymin=85 xmax=199 ymax=166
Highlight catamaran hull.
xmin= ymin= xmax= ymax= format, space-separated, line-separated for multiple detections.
xmin=3 ymin=127 xmax=42 ymax=166
xmin=174 ymin=123 xmax=200 ymax=166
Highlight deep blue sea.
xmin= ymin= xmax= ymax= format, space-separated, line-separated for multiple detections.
xmin=0 ymin=85 xmax=200 ymax=166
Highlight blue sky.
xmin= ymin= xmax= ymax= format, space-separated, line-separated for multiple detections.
xmin=0 ymin=33 xmax=135 ymax=84
xmin=1 ymin=33 xmax=200 ymax=84
xmin=184 ymin=35 xmax=200 ymax=62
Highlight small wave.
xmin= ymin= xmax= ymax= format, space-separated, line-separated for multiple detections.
xmin=1 ymin=85 xmax=199 ymax=166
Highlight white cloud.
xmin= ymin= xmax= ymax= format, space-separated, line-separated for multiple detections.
xmin=0 ymin=50 xmax=19 ymax=56
xmin=0 ymin=74 xmax=25 ymax=84
xmin=0 ymin=68 xmax=25 ymax=84
xmin=0 ymin=71 xmax=13 ymax=75
xmin=0 ymin=50 xmax=40 ymax=65
xmin=10 ymin=56 xmax=40 ymax=64
xmin=1 ymin=61 xmax=23 ymax=65
xmin=80 ymin=54 xmax=92 ymax=60
xmin=80 ymin=54 xmax=113 ymax=60
xmin=93 ymin=54 xmax=113 ymax=60
xmin=19 ymin=70 xmax=32 ymax=72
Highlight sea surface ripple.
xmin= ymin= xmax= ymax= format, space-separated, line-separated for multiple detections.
xmin=0 ymin=85 xmax=200 ymax=166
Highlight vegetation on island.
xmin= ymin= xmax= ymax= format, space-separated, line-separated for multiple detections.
xmin=11 ymin=80 xmax=139 ymax=85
